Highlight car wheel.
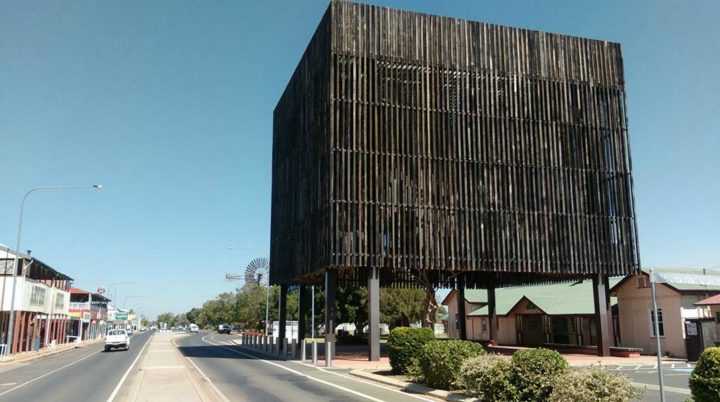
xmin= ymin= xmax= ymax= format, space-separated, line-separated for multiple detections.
xmin=105 ymin=346 xmax=110 ymax=352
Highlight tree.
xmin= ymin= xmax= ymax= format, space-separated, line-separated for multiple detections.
xmin=156 ymin=312 xmax=176 ymax=327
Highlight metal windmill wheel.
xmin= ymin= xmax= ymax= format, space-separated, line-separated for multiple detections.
xmin=244 ymin=257 xmax=269 ymax=286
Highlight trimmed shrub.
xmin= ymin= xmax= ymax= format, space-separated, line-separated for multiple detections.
xmin=549 ymin=366 xmax=641 ymax=402
xmin=511 ymin=348 xmax=569 ymax=401
xmin=415 ymin=340 xmax=486 ymax=389
xmin=387 ymin=327 xmax=435 ymax=374
xmin=690 ymin=347 xmax=720 ymax=402
xmin=459 ymin=354 xmax=516 ymax=401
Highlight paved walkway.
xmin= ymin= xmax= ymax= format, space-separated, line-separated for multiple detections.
xmin=122 ymin=332 xmax=225 ymax=402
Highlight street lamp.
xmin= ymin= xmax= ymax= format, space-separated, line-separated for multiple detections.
xmin=5 ymin=184 xmax=103 ymax=357
xmin=228 ymin=246 xmax=271 ymax=334
xmin=123 ymin=295 xmax=144 ymax=308
xmin=108 ymin=282 xmax=137 ymax=308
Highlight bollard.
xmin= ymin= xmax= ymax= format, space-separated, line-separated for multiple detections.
xmin=300 ymin=340 xmax=306 ymax=362
xmin=267 ymin=336 xmax=272 ymax=353
xmin=291 ymin=339 xmax=296 ymax=360
xmin=282 ymin=338 xmax=288 ymax=357
xmin=312 ymin=340 xmax=318 ymax=365
xmin=325 ymin=341 xmax=333 ymax=367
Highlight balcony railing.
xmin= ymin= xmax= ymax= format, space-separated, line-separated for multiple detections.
xmin=69 ymin=302 xmax=90 ymax=310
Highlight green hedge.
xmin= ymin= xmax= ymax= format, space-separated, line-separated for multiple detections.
xmin=549 ymin=366 xmax=640 ymax=402
xmin=415 ymin=340 xmax=485 ymax=389
xmin=386 ymin=327 xmax=435 ymax=374
xmin=690 ymin=347 xmax=720 ymax=402
xmin=511 ymin=348 xmax=569 ymax=401
xmin=459 ymin=354 xmax=516 ymax=401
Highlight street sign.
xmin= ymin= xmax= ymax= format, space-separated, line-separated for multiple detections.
xmin=115 ymin=311 xmax=128 ymax=321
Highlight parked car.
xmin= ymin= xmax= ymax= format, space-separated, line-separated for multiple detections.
xmin=218 ymin=324 xmax=232 ymax=334
xmin=362 ymin=323 xmax=390 ymax=336
xmin=189 ymin=324 xmax=199 ymax=333
xmin=105 ymin=329 xmax=130 ymax=352
xmin=335 ymin=323 xmax=357 ymax=336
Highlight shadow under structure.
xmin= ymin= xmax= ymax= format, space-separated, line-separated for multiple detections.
xmin=270 ymin=0 xmax=640 ymax=360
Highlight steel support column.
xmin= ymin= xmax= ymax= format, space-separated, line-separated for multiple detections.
xmin=297 ymin=285 xmax=307 ymax=346
xmin=457 ymin=275 xmax=467 ymax=340
xmin=367 ymin=267 xmax=380 ymax=361
xmin=324 ymin=270 xmax=337 ymax=359
xmin=488 ymin=286 xmax=497 ymax=344
xmin=593 ymin=274 xmax=611 ymax=356
xmin=279 ymin=283 xmax=288 ymax=352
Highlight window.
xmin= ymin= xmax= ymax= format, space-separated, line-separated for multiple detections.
xmin=455 ymin=314 xmax=459 ymax=329
xmin=650 ymin=309 xmax=664 ymax=337
xmin=30 ymin=286 xmax=46 ymax=307
xmin=55 ymin=293 xmax=65 ymax=310
xmin=637 ymin=276 xmax=649 ymax=289
xmin=481 ymin=318 xmax=488 ymax=332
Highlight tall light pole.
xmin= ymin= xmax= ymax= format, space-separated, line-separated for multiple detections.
xmin=123 ymin=295 xmax=144 ymax=309
xmin=108 ymin=282 xmax=137 ymax=308
xmin=5 ymin=184 xmax=103 ymax=356
xmin=228 ymin=246 xmax=271 ymax=334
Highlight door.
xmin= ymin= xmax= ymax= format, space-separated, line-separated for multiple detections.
xmin=685 ymin=319 xmax=704 ymax=362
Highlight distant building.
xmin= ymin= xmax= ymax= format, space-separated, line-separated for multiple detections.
xmin=611 ymin=268 xmax=720 ymax=359
xmin=68 ymin=288 xmax=111 ymax=341
xmin=1 ymin=245 xmax=73 ymax=354
xmin=444 ymin=279 xmax=621 ymax=348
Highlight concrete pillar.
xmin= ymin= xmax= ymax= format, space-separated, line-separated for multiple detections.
xmin=279 ymin=284 xmax=288 ymax=352
xmin=367 ymin=267 xmax=380 ymax=361
xmin=457 ymin=275 xmax=467 ymax=340
xmin=488 ymin=286 xmax=497 ymax=344
xmin=593 ymin=274 xmax=611 ymax=356
xmin=324 ymin=270 xmax=337 ymax=359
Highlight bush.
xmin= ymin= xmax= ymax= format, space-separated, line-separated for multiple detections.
xmin=511 ymin=348 xmax=569 ymax=401
xmin=549 ymin=366 xmax=641 ymax=402
xmin=459 ymin=354 xmax=516 ymax=401
xmin=387 ymin=327 xmax=435 ymax=374
xmin=415 ymin=340 xmax=486 ymax=389
xmin=690 ymin=347 xmax=720 ymax=402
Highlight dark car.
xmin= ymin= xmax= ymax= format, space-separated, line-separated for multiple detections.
xmin=217 ymin=325 xmax=231 ymax=334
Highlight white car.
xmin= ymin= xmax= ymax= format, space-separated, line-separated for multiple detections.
xmin=105 ymin=329 xmax=130 ymax=352
xmin=189 ymin=324 xmax=199 ymax=333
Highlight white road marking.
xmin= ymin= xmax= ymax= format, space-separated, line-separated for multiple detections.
xmin=0 ymin=348 xmax=103 ymax=397
xmin=172 ymin=337 xmax=231 ymax=402
xmin=106 ymin=334 xmax=153 ymax=402
xmin=0 ymin=383 xmax=17 ymax=387
xmin=201 ymin=335 xmax=387 ymax=402
xmin=316 ymin=367 xmax=438 ymax=402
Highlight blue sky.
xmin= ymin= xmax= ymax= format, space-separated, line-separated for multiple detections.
xmin=1 ymin=0 xmax=718 ymax=319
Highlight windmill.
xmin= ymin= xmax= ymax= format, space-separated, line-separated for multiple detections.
xmin=244 ymin=257 xmax=269 ymax=286
xmin=226 ymin=256 xmax=271 ymax=334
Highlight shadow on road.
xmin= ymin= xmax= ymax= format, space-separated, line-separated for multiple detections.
xmin=176 ymin=344 xmax=286 ymax=361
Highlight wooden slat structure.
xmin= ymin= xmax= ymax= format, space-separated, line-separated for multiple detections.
xmin=270 ymin=0 xmax=640 ymax=289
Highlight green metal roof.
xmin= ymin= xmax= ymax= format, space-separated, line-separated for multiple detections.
xmin=467 ymin=278 xmax=621 ymax=317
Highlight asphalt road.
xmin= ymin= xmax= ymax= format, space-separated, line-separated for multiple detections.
xmin=176 ymin=332 xmax=440 ymax=402
xmin=603 ymin=363 xmax=693 ymax=402
xmin=0 ymin=330 xmax=152 ymax=402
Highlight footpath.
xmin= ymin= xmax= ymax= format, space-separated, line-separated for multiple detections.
xmin=0 ymin=337 xmax=104 ymax=367
xmin=118 ymin=332 xmax=226 ymax=402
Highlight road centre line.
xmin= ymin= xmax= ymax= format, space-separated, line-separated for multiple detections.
xmin=106 ymin=333 xmax=152 ymax=402
xmin=172 ymin=337 xmax=231 ymax=402
xmin=201 ymin=335 xmax=386 ymax=402
xmin=0 ymin=348 xmax=103 ymax=397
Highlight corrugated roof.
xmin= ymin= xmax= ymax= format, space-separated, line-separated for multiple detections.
xmin=642 ymin=267 xmax=720 ymax=292
xmin=468 ymin=278 xmax=621 ymax=317
xmin=696 ymin=294 xmax=720 ymax=306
